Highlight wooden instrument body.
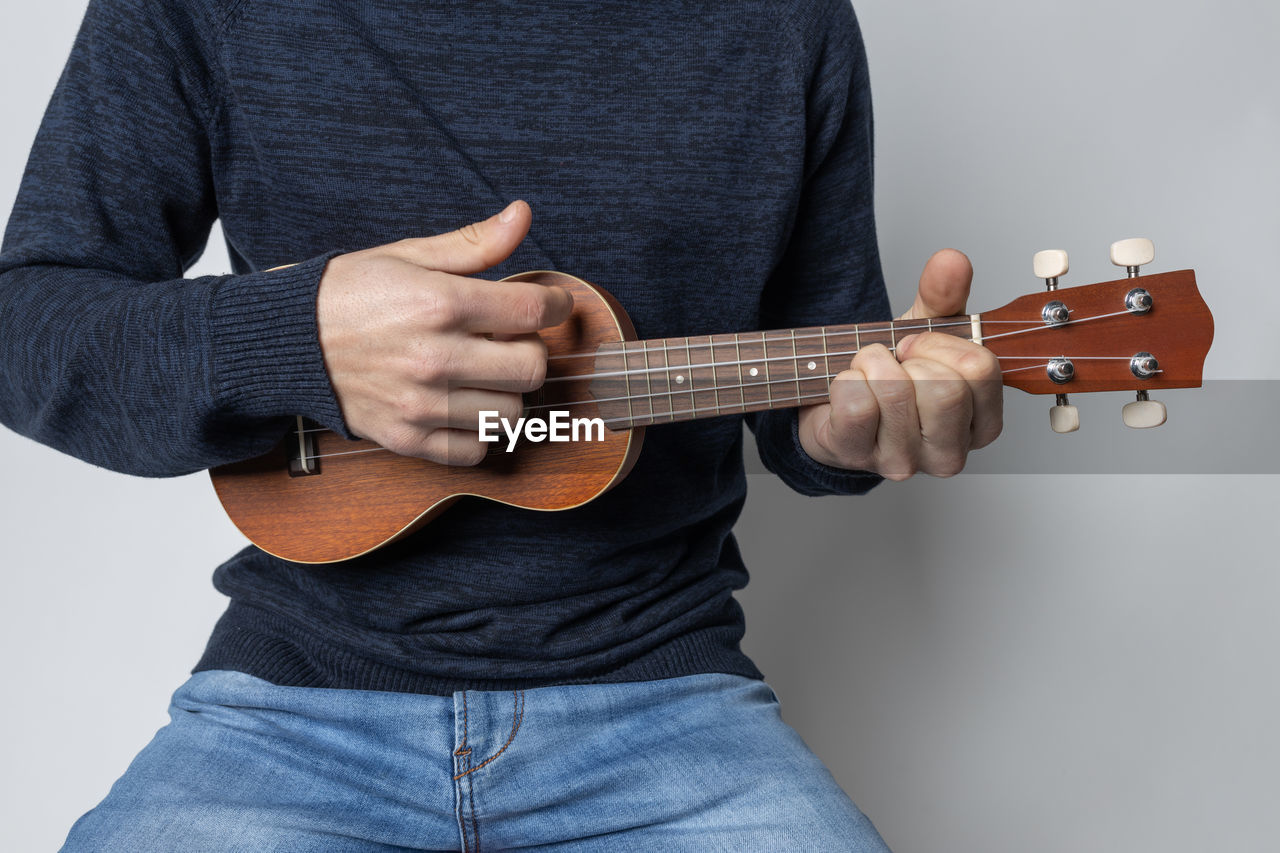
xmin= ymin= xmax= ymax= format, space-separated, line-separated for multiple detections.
xmin=211 ymin=266 xmax=1214 ymax=564
xmin=210 ymin=272 xmax=644 ymax=564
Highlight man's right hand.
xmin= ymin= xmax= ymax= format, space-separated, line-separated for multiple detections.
xmin=315 ymin=200 xmax=572 ymax=465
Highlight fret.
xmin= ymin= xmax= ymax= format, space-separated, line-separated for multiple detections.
xmin=709 ymin=332 xmax=744 ymax=415
xmin=621 ymin=341 xmax=654 ymax=426
xmin=685 ymin=335 xmax=721 ymax=416
xmin=761 ymin=332 xmax=773 ymax=407
xmin=820 ymin=326 xmax=832 ymax=387
xmin=853 ymin=323 xmax=895 ymax=350
xmin=708 ymin=335 xmax=721 ymax=414
xmin=619 ymin=341 xmax=635 ymax=425
xmin=889 ymin=321 xmax=896 ymax=352
xmin=663 ymin=336 xmax=695 ymax=422
xmin=684 ymin=337 xmax=696 ymax=418
xmin=789 ymin=329 xmax=802 ymax=406
xmin=734 ymin=333 xmax=746 ymax=415
xmin=642 ymin=338 xmax=655 ymax=425
xmin=793 ymin=325 xmax=830 ymax=405
xmin=587 ymin=341 xmax=631 ymax=427
xmin=739 ymin=332 xmax=769 ymax=410
xmin=661 ymin=337 xmax=675 ymax=423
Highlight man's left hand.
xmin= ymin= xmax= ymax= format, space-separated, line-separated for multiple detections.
xmin=797 ymin=249 xmax=1003 ymax=480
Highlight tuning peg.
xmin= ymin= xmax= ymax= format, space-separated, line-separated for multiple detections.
xmin=1033 ymin=249 xmax=1069 ymax=291
xmin=1122 ymin=390 xmax=1167 ymax=429
xmin=1110 ymin=238 xmax=1155 ymax=278
xmin=1050 ymin=393 xmax=1080 ymax=433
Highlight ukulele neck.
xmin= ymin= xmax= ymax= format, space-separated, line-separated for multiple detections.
xmin=588 ymin=315 xmax=978 ymax=429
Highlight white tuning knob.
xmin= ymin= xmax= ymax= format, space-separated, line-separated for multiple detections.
xmin=1110 ymin=238 xmax=1155 ymax=277
xmin=1122 ymin=392 xmax=1167 ymax=429
xmin=1050 ymin=400 xmax=1080 ymax=433
xmin=1033 ymin=249 xmax=1069 ymax=290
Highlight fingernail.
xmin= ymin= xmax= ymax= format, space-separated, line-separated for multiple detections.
xmin=499 ymin=201 xmax=519 ymax=224
xmin=896 ymin=334 xmax=918 ymax=357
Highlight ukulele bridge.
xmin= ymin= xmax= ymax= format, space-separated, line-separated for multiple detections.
xmin=287 ymin=415 xmax=320 ymax=477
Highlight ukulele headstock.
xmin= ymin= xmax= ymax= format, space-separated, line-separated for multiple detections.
xmin=981 ymin=239 xmax=1213 ymax=432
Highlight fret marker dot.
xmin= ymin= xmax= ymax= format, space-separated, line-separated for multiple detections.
xmin=675 ymin=375 xmax=685 ymax=384
xmin=807 ymin=361 xmax=816 ymax=370
xmin=749 ymin=367 xmax=759 ymax=377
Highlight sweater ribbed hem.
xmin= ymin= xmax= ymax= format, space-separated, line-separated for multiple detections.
xmin=193 ymin=600 xmax=764 ymax=696
xmin=208 ymin=251 xmax=350 ymax=436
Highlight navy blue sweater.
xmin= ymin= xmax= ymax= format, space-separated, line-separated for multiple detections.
xmin=0 ymin=0 xmax=888 ymax=694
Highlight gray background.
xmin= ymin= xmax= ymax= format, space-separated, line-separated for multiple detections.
xmin=2 ymin=1 xmax=1276 ymax=851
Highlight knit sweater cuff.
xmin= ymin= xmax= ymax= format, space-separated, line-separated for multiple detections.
xmin=209 ymin=251 xmax=350 ymax=436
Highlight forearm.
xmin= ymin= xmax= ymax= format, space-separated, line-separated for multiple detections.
xmin=0 ymin=254 xmax=345 ymax=476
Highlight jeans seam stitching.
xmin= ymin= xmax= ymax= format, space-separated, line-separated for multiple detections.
xmin=455 ymin=690 xmax=478 ymax=853
xmin=453 ymin=690 xmax=525 ymax=780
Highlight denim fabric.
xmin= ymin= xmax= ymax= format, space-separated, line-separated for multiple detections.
xmin=62 ymin=670 xmax=890 ymax=851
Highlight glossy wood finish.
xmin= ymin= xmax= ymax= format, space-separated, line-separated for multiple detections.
xmin=210 ymin=271 xmax=643 ymax=564
xmin=211 ymin=268 xmax=1213 ymax=563
xmin=980 ymin=270 xmax=1213 ymax=394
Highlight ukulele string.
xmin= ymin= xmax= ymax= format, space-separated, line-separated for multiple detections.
xmin=542 ymin=318 xmax=980 ymax=360
xmin=522 ymin=355 xmax=1146 ymax=415
xmin=293 ymin=350 xmax=1148 ymax=462
xmin=541 ymin=308 xmax=1131 ymax=384
xmin=540 ymin=317 xmax=1051 ymax=362
xmin=288 ymin=334 xmax=1141 ymax=440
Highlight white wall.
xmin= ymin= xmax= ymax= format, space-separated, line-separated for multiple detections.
xmin=2 ymin=2 xmax=1276 ymax=851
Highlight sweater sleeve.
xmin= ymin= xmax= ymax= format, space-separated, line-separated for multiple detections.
xmin=746 ymin=1 xmax=890 ymax=498
xmin=0 ymin=0 xmax=347 ymax=477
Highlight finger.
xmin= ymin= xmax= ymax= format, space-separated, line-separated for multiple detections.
xmin=824 ymin=367 xmax=879 ymax=465
xmin=451 ymin=276 xmax=574 ymax=334
xmin=419 ymin=428 xmax=490 ymax=467
xmin=900 ymin=358 xmax=972 ymax=477
xmin=897 ymin=333 xmax=1003 ymax=449
xmin=383 ymin=200 xmax=533 ymax=274
xmin=438 ymin=389 xmax=526 ymax=432
xmin=449 ymin=335 xmax=551 ymax=393
xmin=902 ymin=248 xmax=973 ymax=320
xmin=852 ymin=343 xmax=920 ymax=480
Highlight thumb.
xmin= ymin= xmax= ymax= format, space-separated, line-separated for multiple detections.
xmin=901 ymin=248 xmax=973 ymax=320
xmin=385 ymin=200 xmax=532 ymax=274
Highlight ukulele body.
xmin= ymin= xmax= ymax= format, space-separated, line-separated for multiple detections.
xmin=211 ymin=263 xmax=1213 ymax=565
xmin=209 ymin=271 xmax=644 ymax=564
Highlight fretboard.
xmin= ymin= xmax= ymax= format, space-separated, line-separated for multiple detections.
xmin=588 ymin=316 xmax=977 ymax=429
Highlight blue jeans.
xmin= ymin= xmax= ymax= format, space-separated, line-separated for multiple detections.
xmin=62 ymin=670 xmax=890 ymax=851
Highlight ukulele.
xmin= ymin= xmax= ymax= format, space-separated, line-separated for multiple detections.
xmin=210 ymin=239 xmax=1213 ymax=563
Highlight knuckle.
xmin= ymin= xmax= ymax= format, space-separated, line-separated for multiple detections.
xmin=382 ymin=424 xmax=426 ymax=458
xmin=839 ymin=393 xmax=878 ymax=425
xmin=416 ymin=282 xmax=458 ymax=329
xmin=391 ymin=388 xmax=430 ymax=423
xmin=411 ymin=351 xmax=449 ymax=386
xmin=514 ymin=289 xmax=549 ymax=330
xmin=516 ymin=349 xmax=548 ymax=391
xmin=876 ymin=382 xmax=915 ymax=410
xmin=498 ymin=394 xmax=524 ymax=424
xmin=923 ymin=379 xmax=969 ymax=412
xmin=956 ymin=346 xmax=998 ymax=379
xmin=457 ymin=222 xmax=483 ymax=247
